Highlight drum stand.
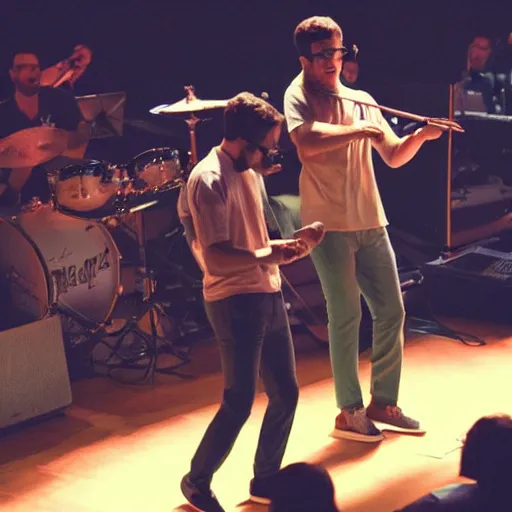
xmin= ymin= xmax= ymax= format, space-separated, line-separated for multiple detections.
xmin=95 ymin=205 xmax=194 ymax=384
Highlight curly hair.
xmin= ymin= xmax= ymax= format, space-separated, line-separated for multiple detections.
xmin=224 ymin=92 xmax=284 ymax=144
xmin=294 ymin=16 xmax=343 ymax=59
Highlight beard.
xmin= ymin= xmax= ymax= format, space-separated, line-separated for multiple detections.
xmin=233 ymin=153 xmax=250 ymax=172
xmin=15 ymin=78 xmax=40 ymax=96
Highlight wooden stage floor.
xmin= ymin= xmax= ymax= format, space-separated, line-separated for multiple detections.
xmin=0 ymin=318 xmax=511 ymax=511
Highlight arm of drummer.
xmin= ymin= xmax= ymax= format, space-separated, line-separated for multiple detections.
xmin=368 ymin=94 xmax=443 ymax=168
xmin=284 ymin=88 xmax=382 ymax=157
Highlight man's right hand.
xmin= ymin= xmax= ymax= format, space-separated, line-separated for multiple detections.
xmin=354 ymin=120 xmax=385 ymax=142
xmin=263 ymin=239 xmax=310 ymax=265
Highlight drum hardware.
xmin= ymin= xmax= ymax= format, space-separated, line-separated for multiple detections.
xmin=103 ymin=200 xmax=205 ymax=341
xmin=93 ymin=199 xmax=194 ymax=384
xmin=150 ymin=85 xmax=229 ymax=172
xmin=0 ymin=144 xmax=201 ymax=383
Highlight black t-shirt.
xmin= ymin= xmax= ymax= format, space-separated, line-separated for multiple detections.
xmin=0 ymin=86 xmax=83 ymax=204
xmin=0 ymin=86 xmax=83 ymax=138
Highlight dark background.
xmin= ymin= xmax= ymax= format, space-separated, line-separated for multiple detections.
xmin=1 ymin=0 xmax=511 ymax=249
xmin=1 ymin=0 xmax=510 ymax=114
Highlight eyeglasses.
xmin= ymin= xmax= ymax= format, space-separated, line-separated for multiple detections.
xmin=251 ymin=143 xmax=282 ymax=168
xmin=310 ymin=47 xmax=348 ymax=60
xmin=12 ymin=64 xmax=40 ymax=72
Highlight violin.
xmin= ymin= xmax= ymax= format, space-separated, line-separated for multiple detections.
xmin=40 ymin=45 xmax=92 ymax=88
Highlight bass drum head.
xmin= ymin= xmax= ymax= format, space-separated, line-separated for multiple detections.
xmin=0 ymin=218 xmax=50 ymax=328
xmin=16 ymin=205 xmax=121 ymax=329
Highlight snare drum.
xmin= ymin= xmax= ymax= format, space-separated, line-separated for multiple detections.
xmin=0 ymin=204 xmax=121 ymax=330
xmin=127 ymin=148 xmax=182 ymax=191
xmin=49 ymin=159 xmax=123 ymax=217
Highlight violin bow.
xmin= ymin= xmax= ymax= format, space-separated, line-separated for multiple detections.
xmin=338 ymin=95 xmax=464 ymax=133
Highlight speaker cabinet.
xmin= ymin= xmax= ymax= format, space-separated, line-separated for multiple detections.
xmin=0 ymin=315 xmax=72 ymax=429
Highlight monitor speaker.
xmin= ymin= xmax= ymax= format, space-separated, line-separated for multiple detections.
xmin=0 ymin=315 xmax=72 ymax=430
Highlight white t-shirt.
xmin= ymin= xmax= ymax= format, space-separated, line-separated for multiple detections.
xmin=182 ymin=147 xmax=281 ymax=302
xmin=284 ymin=72 xmax=388 ymax=232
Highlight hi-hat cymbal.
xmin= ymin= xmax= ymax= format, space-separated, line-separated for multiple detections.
xmin=0 ymin=126 xmax=69 ymax=168
xmin=150 ymin=97 xmax=228 ymax=115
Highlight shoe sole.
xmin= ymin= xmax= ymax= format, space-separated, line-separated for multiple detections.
xmin=371 ymin=421 xmax=426 ymax=435
xmin=249 ymin=494 xmax=271 ymax=505
xmin=330 ymin=428 xmax=384 ymax=443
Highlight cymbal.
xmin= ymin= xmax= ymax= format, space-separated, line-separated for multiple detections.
xmin=150 ymin=97 xmax=228 ymax=115
xmin=0 ymin=126 xmax=69 ymax=168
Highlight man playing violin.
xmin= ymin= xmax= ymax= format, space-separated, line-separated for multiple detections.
xmin=40 ymin=44 xmax=93 ymax=93
xmin=284 ymin=16 xmax=443 ymax=443
xmin=0 ymin=51 xmax=90 ymax=206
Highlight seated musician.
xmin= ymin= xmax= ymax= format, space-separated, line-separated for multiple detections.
xmin=454 ymin=35 xmax=500 ymax=114
xmin=0 ymin=51 xmax=90 ymax=207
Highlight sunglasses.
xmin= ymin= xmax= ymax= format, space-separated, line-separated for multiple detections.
xmin=310 ymin=47 xmax=348 ymax=60
xmin=252 ymin=144 xmax=282 ymax=168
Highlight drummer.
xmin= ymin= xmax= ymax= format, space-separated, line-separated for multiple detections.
xmin=0 ymin=51 xmax=90 ymax=206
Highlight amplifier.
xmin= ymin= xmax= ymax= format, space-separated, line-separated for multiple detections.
xmin=0 ymin=315 xmax=72 ymax=430
xmin=421 ymin=245 xmax=512 ymax=323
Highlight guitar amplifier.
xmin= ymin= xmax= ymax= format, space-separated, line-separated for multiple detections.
xmin=0 ymin=315 xmax=72 ymax=430
xmin=421 ymin=245 xmax=512 ymax=323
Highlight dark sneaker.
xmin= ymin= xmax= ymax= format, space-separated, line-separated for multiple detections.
xmin=180 ymin=474 xmax=225 ymax=512
xmin=249 ymin=475 xmax=275 ymax=505
xmin=331 ymin=407 xmax=384 ymax=443
xmin=366 ymin=403 xmax=425 ymax=434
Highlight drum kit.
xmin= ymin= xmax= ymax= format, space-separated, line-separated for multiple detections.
xmin=0 ymin=86 xmax=228 ymax=383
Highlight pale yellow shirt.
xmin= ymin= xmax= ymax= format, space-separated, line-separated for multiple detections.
xmin=284 ymin=72 xmax=388 ymax=231
xmin=183 ymin=147 xmax=281 ymax=302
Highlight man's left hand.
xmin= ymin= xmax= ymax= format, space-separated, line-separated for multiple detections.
xmin=293 ymin=221 xmax=325 ymax=249
xmin=418 ymin=125 xmax=443 ymax=141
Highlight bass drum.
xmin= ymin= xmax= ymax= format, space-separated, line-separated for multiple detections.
xmin=0 ymin=205 xmax=121 ymax=331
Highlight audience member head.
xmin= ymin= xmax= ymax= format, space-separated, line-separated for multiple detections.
xmin=342 ymin=58 xmax=359 ymax=85
xmin=467 ymin=35 xmax=493 ymax=72
xmin=269 ymin=462 xmax=339 ymax=512
xmin=460 ymin=414 xmax=512 ymax=490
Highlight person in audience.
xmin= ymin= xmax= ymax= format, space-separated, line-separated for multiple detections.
xmin=341 ymin=57 xmax=360 ymax=89
xmin=396 ymin=414 xmax=512 ymax=511
xmin=269 ymin=462 xmax=339 ymax=512
xmin=454 ymin=35 xmax=498 ymax=114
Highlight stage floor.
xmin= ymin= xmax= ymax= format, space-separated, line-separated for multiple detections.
xmin=0 ymin=318 xmax=511 ymax=512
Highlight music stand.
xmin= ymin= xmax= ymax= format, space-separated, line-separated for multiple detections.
xmin=76 ymin=91 xmax=127 ymax=139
